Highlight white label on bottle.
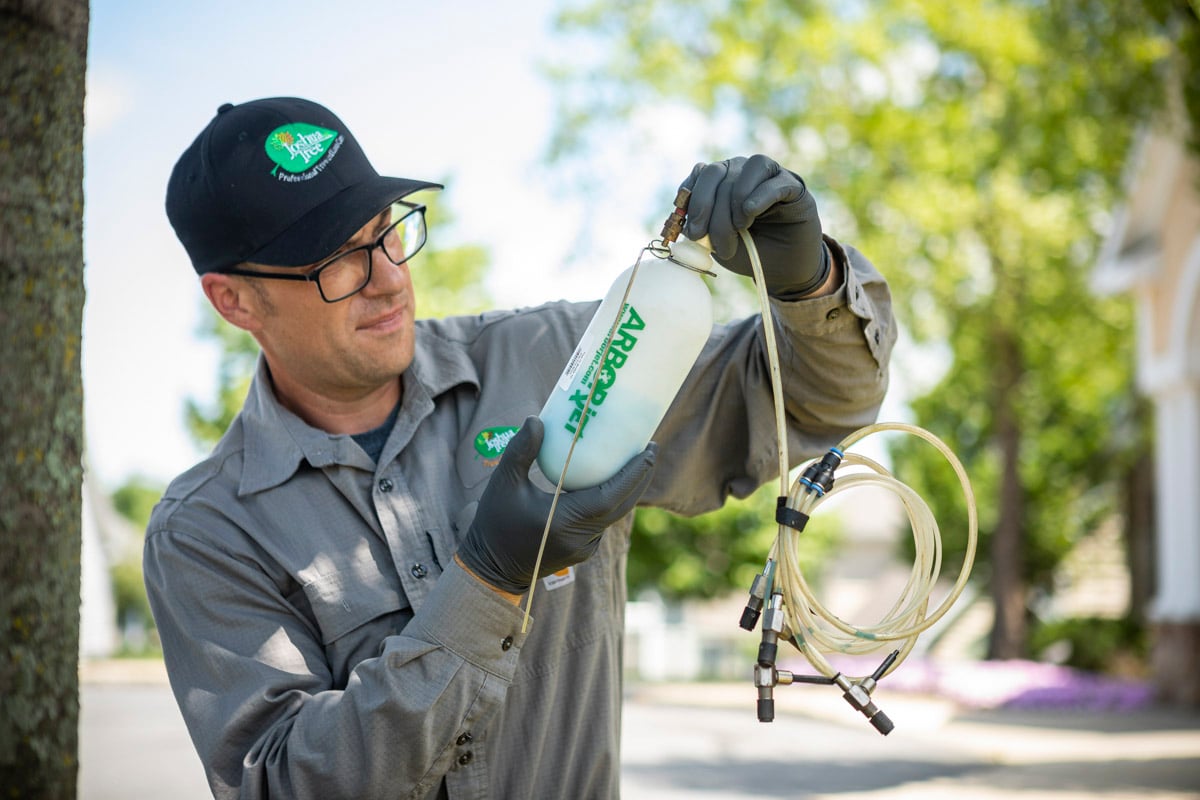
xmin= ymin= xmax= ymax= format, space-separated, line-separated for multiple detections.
xmin=557 ymin=342 xmax=588 ymax=392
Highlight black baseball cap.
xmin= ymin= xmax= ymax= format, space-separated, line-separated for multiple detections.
xmin=166 ymin=97 xmax=442 ymax=275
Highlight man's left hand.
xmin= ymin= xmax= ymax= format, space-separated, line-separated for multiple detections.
xmin=680 ymin=154 xmax=830 ymax=298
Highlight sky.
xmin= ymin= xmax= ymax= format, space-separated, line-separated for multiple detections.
xmin=83 ymin=0 xmax=911 ymax=491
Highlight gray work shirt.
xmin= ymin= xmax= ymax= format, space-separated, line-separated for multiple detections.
xmin=144 ymin=240 xmax=895 ymax=800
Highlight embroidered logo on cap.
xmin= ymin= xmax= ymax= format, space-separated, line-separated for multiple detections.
xmin=265 ymin=123 xmax=340 ymax=179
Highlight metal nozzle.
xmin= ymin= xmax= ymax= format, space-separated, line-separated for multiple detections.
xmin=739 ymin=571 xmax=769 ymax=631
xmin=834 ymin=669 xmax=895 ymax=736
xmin=659 ymin=187 xmax=691 ymax=244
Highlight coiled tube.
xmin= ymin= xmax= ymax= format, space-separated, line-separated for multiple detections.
xmin=739 ymin=228 xmax=978 ymax=683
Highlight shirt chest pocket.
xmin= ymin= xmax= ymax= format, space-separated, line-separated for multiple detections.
xmin=298 ymin=562 xmax=406 ymax=646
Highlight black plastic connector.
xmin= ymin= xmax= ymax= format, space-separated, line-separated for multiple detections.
xmin=799 ymin=447 xmax=844 ymax=497
xmin=757 ymin=696 xmax=775 ymax=723
xmin=757 ymin=639 xmax=779 ymax=668
xmin=869 ymin=709 xmax=895 ymax=736
xmin=739 ymin=602 xmax=763 ymax=632
xmin=739 ymin=572 xmax=769 ymax=631
xmin=757 ymin=593 xmax=785 ymax=668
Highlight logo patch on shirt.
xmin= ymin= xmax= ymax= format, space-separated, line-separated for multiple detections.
xmin=473 ymin=425 xmax=519 ymax=466
xmin=542 ymin=566 xmax=575 ymax=591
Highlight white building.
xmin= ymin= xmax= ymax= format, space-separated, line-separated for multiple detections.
xmin=1093 ymin=102 xmax=1200 ymax=704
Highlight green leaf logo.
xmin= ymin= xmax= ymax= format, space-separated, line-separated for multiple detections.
xmin=473 ymin=426 xmax=519 ymax=459
xmin=264 ymin=123 xmax=338 ymax=175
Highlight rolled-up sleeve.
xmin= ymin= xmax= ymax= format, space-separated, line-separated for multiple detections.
xmin=144 ymin=529 xmax=526 ymax=800
xmin=643 ymin=236 xmax=896 ymax=514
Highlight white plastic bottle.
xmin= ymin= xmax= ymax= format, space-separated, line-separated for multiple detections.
xmin=537 ymin=237 xmax=715 ymax=489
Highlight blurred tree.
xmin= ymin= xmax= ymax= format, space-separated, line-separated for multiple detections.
xmin=109 ymin=477 xmax=164 ymax=653
xmin=1145 ymin=0 xmax=1200 ymax=154
xmin=0 ymin=1 xmax=89 ymax=796
xmin=630 ymin=484 xmax=840 ymax=601
xmin=111 ymin=476 xmax=166 ymax=528
xmin=185 ymin=314 xmax=257 ymax=448
xmin=547 ymin=0 xmax=1182 ymax=657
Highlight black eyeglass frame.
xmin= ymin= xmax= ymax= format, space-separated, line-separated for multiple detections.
xmin=222 ymin=201 xmax=427 ymax=303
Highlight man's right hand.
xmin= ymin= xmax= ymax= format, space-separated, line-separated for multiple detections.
xmin=457 ymin=416 xmax=657 ymax=595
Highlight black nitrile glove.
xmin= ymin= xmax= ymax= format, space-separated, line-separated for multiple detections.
xmin=680 ymin=154 xmax=830 ymax=298
xmin=458 ymin=416 xmax=657 ymax=595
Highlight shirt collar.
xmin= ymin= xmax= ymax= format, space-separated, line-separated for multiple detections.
xmin=237 ymin=323 xmax=480 ymax=496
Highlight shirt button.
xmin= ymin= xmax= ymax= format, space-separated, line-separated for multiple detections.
xmin=456 ymin=732 xmax=473 ymax=746
xmin=410 ymin=563 xmax=429 ymax=579
xmin=457 ymin=751 xmax=473 ymax=766
xmin=825 ymin=308 xmax=842 ymax=321
xmin=501 ymin=636 xmax=514 ymax=651
xmin=378 ymin=478 xmax=394 ymax=493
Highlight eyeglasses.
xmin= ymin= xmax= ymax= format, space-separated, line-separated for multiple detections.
xmin=224 ymin=201 xmax=428 ymax=303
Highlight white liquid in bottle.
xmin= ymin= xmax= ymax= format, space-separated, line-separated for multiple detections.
xmin=537 ymin=238 xmax=715 ymax=489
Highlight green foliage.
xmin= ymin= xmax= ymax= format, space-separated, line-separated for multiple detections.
xmin=110 ymin=476 xmax=166 ymax=530
xmin=109 ymin=475 xmax=165 ymax=654
xmin=109 ymin=559 xmax=153 ymax=632
xmin=629 ymin=484 xmax=841 ymax=600
xmin=1029 ymin=614 xmax=1147 ymax=675
xmin=1144 ymin=0 xmax=1200 ymax=156
xmin=547 ymin=0 xmax=1181 ymax=649
xmin=890 ymin=288 xmax=1141 ymax=591
xmin=408 ymin=195 xmax=492 ymax=319
xmin=186 ymin=314 xmax=258 ymax=449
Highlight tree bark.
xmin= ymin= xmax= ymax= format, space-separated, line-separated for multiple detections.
xmin=988 ymin=328 xmax=1028 ymax=660
xmin=1152 ymin=621 xmax=1200 ymax=705
xmin=0 ymin=2 xmax=90 ymax=797
xmin=1122 ymin=399 xmax=1156 ymax=626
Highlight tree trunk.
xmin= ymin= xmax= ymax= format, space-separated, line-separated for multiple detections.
xmin=1152 ymin=620 xmax=1200 ymax=705
xmin=1122 ymin=399 xmax=1156 ymax=626
xmin=0 ymin=2 xmax=90 ymax=797
xmin=988 ymin=328 xmax=1027 ymax=660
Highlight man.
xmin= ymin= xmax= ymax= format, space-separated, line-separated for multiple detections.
xmin=145 ymin=96 xmax=895 ymax=799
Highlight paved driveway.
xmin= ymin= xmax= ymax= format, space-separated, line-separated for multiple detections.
xmin=79 ymin=665 xmax=1200 ymax=800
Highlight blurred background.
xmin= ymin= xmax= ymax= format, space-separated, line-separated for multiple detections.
xmin=69 ymin=0 xmax=1200 ymax=797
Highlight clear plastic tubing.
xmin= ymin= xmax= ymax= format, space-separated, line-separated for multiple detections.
xmin=537 ymin=238 xmax=715 ymax=489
